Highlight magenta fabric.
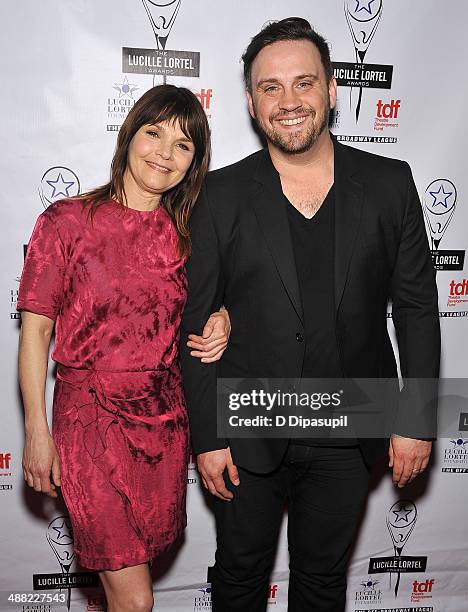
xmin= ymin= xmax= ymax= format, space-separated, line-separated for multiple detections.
xmin=53 ymin=364 xmax=188 ymax=571
xmin=17 ymin=199 xmax=187 ymax=372
xmin=18 ymin=199 xmax=190 ymax=570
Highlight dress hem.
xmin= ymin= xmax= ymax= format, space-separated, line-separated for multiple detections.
xmin=74 ymin=528 xmax=186 ymax=572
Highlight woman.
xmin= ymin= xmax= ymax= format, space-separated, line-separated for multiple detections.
xmin=17 ymin=85 xmax=229 ymax=612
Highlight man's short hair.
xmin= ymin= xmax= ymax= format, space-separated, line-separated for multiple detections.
xmin=242 ymin=17 xmax=333 ymax=91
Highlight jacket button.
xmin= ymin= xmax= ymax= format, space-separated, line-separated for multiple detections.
xmin=296 ymin=333 xmax=304 ymax=343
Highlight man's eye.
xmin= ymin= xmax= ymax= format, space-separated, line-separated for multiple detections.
xmin=265 ymin=86 xmax=279 ymax=93
xmin=298 ymin=81 xmax=312 ymax=89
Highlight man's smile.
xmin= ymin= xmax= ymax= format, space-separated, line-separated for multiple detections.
xmin=277 ymin=116 xmax=308 ymax=126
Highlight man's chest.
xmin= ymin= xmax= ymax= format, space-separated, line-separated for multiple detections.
xmin=281 ymin=176 xmax=334 ymax=219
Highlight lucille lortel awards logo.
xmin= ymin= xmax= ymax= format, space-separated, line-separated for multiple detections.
xmin=123 ymin=0 xmax=200 ymax=81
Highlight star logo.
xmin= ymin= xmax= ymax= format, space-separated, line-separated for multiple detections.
xmin=429 ymin=183 xmax=454 ymax=209
xmin=48 ymin=516 xmax=73 ymax=544
xmin=354 ymin=0 xmax=376 ymax=15
xmin=52 ymin=519 xmax=70 ymax=541
xmin=392 ymin=503 xmax=414 ymax=524
xmin=46 ymin=173 xmax=75 ymax=199
xmin=197 ymin=586 xmax=212 ymax=601
xmin=450 ymin=438 xmax=468 ymax=446
xmin=39 ymin=166 xmax=80 ymax=209
xmin=360 ymin=577 xmax=379 ymax=590
xmin=423 ymin=178 xmax=457 ymax=248
xmin=113 ymin=76 xmax=139 ymax=99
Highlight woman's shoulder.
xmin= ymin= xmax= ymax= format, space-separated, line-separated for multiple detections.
xmin=40 ymin=198 xmax=123 ymax=238
xmin=42 ymin=197 xmax=89 ymax=221
xmin=41 ymin=197 xmax=111 ymax=234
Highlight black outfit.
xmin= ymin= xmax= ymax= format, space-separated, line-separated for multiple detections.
xmin=286 ymin=186 xmax=356 ymax=447
xmin=286 ymin=186 xmax=341 ymax=380
xmin=180 ymin=138 xmax=440 ymax=611
xmin=212 ymin=444 xmax=369 ymax=611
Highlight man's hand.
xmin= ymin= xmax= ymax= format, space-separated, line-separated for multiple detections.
xmin=197 ymin=447 xmax=240 ymax=501
xmin=187 ymin=307 xmax=231 ymax=363
xmin=389 ymin=434 xmax=432 ymax=488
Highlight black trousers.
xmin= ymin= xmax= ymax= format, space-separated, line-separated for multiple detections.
xmin=211 ymin=443 xmax=370 ymax=612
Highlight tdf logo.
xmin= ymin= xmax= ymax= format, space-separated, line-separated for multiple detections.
xmin=376 ymin=99 xmax=401 ymax=119
xmin=0 ymin=453 xmax=11 ymax=469
xmin=412 ymin=579 xmax=434 ymax=593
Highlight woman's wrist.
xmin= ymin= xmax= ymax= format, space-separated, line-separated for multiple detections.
xmin=25 ymin=416 xmax=50 ymax=437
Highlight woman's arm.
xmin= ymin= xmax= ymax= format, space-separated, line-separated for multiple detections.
xmin=18 ymin=311 xmax=61 ymax=498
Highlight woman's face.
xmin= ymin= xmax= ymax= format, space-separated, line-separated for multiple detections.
xmin=125 ymin=119 xmax=195 ymax=198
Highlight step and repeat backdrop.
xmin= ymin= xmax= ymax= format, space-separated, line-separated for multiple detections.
xmin=2 ymin=1 xmax=467 ymax=611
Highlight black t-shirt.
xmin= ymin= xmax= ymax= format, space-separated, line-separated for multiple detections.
xmin=286 ymin=186 xmax=357 ymax=446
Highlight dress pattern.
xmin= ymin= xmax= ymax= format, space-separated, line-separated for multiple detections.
xmin=18 ymin=199 xmax=189 ymax=570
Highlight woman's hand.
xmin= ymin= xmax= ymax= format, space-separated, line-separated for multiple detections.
xmin=23 ymin=430 xmax=61 ymax=498
xmin=187 ymin=307 xmax=231 ymax=363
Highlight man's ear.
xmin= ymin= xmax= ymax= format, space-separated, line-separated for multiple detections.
xmin=246 ymin=90 xmax=256 ymax=120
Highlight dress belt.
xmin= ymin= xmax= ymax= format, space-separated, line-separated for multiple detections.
xmin=56 ymin=366 xmax=161 ymax=460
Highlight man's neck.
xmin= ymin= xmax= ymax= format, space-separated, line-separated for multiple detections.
xmin=268 ymin=130 xmax=334 ymax=181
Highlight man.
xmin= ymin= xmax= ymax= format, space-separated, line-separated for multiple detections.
xmin=180 ymin=17 xmax=440 ymax=612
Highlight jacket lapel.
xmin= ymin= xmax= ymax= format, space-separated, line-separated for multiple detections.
xmin=250 ymin=141 xmax=364 ymax=322
xmin=333 ymin=140 xmax=364 ymax=314
xmin=251 ymin=151 xmax=303 ymax=324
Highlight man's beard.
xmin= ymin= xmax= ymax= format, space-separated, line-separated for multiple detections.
xmin=253 ymin=103 xmax=330 ymax=155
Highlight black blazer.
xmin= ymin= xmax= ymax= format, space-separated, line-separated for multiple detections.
xmin=180 ymin=138 xmax=440 ymax=472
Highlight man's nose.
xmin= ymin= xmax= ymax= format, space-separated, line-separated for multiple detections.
xmin=278 ymin=87 xmax=302 ymax=111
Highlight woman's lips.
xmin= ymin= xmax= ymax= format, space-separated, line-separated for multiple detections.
xmin=145 ymin=160 xmax=172 ymax=173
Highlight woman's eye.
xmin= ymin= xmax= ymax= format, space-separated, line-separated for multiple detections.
xmin=177 ymin=143 xmax=191 ymax=151
xmin=146 ymin=130 xmax=159 ymax=137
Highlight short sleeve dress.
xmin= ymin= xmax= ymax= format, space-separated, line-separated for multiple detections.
xmin=17 ymin=199 xmax=189 ymax=571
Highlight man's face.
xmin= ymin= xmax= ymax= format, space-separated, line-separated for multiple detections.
xmin=247 ymin=39 xmax=337 ymax=155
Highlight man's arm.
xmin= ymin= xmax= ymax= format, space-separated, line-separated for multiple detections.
xmin=180 ymin=183 xmax=227 ymax=454
xmin=390 ymin=163 xmax=440 ymax=382
xmin=181 ymin=184 xmax=240 ymax=501
xmin=389 ymin=163 xmax=441 ymax=486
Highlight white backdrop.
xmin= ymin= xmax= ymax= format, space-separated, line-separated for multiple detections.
xmin=2 ymin=2 xmax=468 ymax=611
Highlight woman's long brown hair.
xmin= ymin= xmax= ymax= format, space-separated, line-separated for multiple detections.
xmin=79 ymin=84 xmax=211 ymax=258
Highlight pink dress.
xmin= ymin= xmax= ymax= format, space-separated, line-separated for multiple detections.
xmin=17 ymin=199 xmax=189 ymax=571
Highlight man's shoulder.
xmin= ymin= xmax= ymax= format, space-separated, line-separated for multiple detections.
xmin=206 ymin=149 xmax=264 ymax=191
xmin=337 ymin=140 xmax=410 ymax=178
